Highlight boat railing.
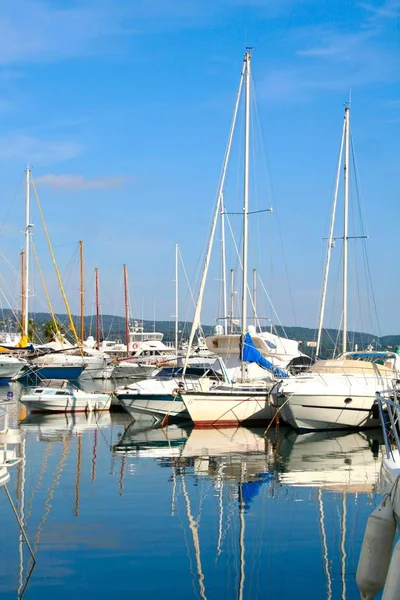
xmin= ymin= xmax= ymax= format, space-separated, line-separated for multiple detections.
xmin=376 ymin=385 xmax=400 ymax=459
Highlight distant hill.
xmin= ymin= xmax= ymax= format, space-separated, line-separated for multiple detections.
xmin=1 ymin=309 xmax=399 ymax=354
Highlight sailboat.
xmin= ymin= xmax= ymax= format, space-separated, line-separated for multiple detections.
xmin=270 ymin=105 xmax=400 ymax=431
xmin=180 ymin=50 xmax=296 ymax=427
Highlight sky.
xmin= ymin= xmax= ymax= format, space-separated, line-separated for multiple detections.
xmin=0 ymin=0 xmax=399 ymax=336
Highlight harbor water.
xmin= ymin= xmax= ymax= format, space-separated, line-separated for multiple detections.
xmin=0 ymin=382 xmax=386 ymax=599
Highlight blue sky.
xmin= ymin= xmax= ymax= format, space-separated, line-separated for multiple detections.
xmin=0 ymin=0 xmax=399 ymax=335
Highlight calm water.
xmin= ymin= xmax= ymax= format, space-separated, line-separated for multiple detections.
xmin=0 ymin=381 xmax=386 ymax=599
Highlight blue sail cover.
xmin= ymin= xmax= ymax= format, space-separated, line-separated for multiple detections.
xmin=241 ymin=332 xmax=288 ymax=378
xmin=0 ymin=344 xmax=35 ymax=352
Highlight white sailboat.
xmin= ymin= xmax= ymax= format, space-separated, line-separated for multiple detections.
xmin=181 ymin=51 xmax=297 ymax=427
xmin=271 ymin=105 xmax=396 ymax=431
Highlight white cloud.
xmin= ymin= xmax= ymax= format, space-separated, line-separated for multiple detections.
xmin=0 ymin=134 xmax=82 ymax=165
xmin=258 ymin=12 xmax=399 ymax=103
xmin=35 ymin=173 xmax=128 ymax=190
xmin=359 ymin=0 xmax=400 ymax=20
xmin=0 ymin=0 xmax=304 ymax=65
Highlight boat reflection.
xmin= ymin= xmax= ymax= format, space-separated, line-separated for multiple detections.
xmin=273 ymin=428 xmax=384 ymax=492
xmin=20 ymin=411 xmax=113 ymax=442
xmin=113 ymin=420 xmax=191 ymax=457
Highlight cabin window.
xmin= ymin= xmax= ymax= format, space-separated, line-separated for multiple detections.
xmin=55 ymin=391 xmax=69 ymax=395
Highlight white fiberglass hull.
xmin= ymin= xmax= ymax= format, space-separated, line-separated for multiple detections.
xmin=20 ymin=391 xmax=111 ymax=413
xmin=118 ymin=395 xmax=187 ymax=420
xmin=112 ymin=363 xmax=158 ymax=379
xmin=272 ymin=375 xmax=387 ymax=431
xmin=380 ymin=449 xmax=400 ymax=489
xmin=181 ymin=382 xmax=275 ymax=427
xmin=0 ymin=357 xmax=25 ymax=380
xmin=33 ymin=354 xmax=110 ymax=379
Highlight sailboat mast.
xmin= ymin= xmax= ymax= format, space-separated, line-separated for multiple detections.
xmin=342 ymin=105 xmax=350 ymax=353
xmin=95 ymin=268 xmax=100 ymax=351
xmin=241 ymin=50 xmax=251 ymax=380
xmin=230 ymin=268 xmax=235 ymax=333
xmin=24 ymin=167 xmax=31 ymax=338
xmin=20 ymin=251 xmax=25 ymax=336
xmin=316 ymin=115 xmax=346 ymax=356
xmin=174 ymin=244 xmax=179 ymax=353
xmin=182 ymin=55 xmax=246 ymax=375
xmin=220 ymin=194 xmax=228 ymax=335
xmin=79 ymin=240 xmax=84 ymax=344
xmin=252 ymin=268 xmax=257 ymax=329
xmin=123 ymin=264 xmax=130 ymax=355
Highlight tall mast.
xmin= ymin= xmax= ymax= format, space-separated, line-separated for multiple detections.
xmin=220 ymin=194 xmax=228 ymax=334
xmin=241 ymin=50 xmax=251 ymax=381
xmin=316 ymin=114 xmax=346 ymax=356
xmin=183 ymin=55 xmax=246 ymax=375
xmin=230 ymin=268 xmax=235 ymax=333
xmin=342 ymin=105 xmax=350 ymax=353
xmin=95 ymin=268 xmax=100 ymax=351
xmin=24 ymin=167 xmax=31 ymax=338
xmin=174 ymin=243 xmax=179 ymax=353
xmin=20 ymin=251 xmax=25 ymax=336
xmin=123 ymin=264 xmax=130 ymax=355
xmin=79 ymin=240 xmax=84 ymax=344
xmin=252 ymin=268 xmax=257 ymax=329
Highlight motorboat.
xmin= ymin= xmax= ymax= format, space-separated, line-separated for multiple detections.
xmin=20 ymin=380 xmax=111 ymax=413
xmin=271 ymin=351 xmax=400 ymax=431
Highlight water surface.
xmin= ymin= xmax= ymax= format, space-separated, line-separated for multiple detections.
xmin=0 ymin=388 xmax=385 ymax=599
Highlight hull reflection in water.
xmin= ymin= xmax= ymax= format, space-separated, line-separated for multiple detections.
xmin=274 ymin=429 xmax=384 ymax=491
xmin=20 ymin=411 xmax=112 ymax=441
xmin=113 ymin=420 xmax=191 ymax=457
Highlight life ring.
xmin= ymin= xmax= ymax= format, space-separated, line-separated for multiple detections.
xmin=132 ymin=343 xmax=139 ymax=350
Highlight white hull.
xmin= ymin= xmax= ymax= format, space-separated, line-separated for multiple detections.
xmin=0 ymin=357 xmax=25 ymax=380
xmin=380 ymin=450 xmax=400 ymax=489
xmin=272 ymin=361 xmax=395 ymax=431
xmin=181 ymin=381 xmax=275 ymax=426
xmin=115 ymin=374 xmax=215 ymax=419
xmin=33 ymin=353 xmax=110 ymax=380
xmin=20 ymin=390 xmax=111 ymax=413
xmin=112 ymin=363 xmax=158 ymax=379
xmin=278 ymin=393 xmax=380 ymax=430
xmin=118 ymin=396 xmax=187 ymax=420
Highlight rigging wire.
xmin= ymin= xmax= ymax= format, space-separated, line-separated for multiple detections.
xmin=350 ymin=133 xmax=381 ymax=338
xmin=251 ymin=75 xmax=297 ymax=325
xmin=31 ymin=238 xmax=61 ymax=340
xmin=31 ymin=177 xmax=81 ymax=348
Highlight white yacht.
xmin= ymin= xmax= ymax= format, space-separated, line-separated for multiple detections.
xmin=271 ymin=351 xmax=400 ymax=431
